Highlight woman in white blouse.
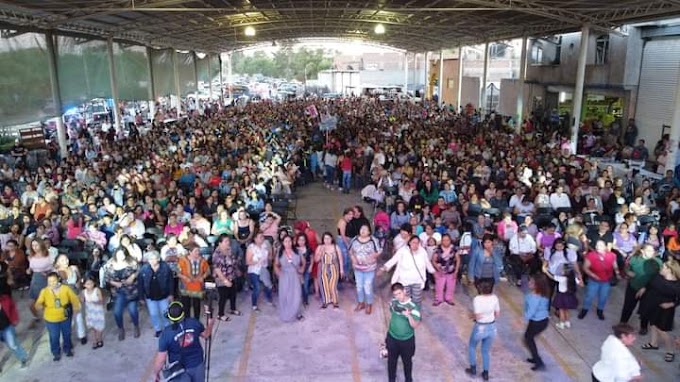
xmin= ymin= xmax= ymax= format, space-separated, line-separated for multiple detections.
xmin=380 ymin=236 xmax=435 ymax=306
xmin=592 ymin=323 xmax=641 ymax=382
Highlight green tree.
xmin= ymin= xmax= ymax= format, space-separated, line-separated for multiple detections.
xmin=231 ymin=47 xmax=333 ymax=80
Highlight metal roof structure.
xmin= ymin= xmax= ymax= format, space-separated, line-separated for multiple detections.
xmin=1 ymin=1 xmax=680 ymax=52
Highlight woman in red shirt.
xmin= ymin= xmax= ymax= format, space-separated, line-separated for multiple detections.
xmin=340 ymin=153 xmax=353 ymax=194
xmin=579 ymin=240 xmax=619 ymax=321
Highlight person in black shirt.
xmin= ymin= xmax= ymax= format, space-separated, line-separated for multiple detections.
xmin=138 ymin=252 xmax=174 ymax=337
xmin=347 ymin=205 xmax=370 ymax=240
xmin=586 ymin=221 xmax=614 ymax=252
xmin=10 ymin=141 xmax=27 ymax=167
xmin=604 ymin=187 xmax=625 ymax=217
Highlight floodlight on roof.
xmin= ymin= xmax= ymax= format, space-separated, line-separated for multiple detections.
xmin=244 ymin=26 xmax=256 ymax=37
xmin=374 ymin=24 xmax=386 ymax=35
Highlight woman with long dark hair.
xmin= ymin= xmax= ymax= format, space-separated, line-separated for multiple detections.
xmin=638 ymin=259 xmax=680 ymax=362
xmin=103 ymin=247 xmax=140 ymax=341
xmin=619 ymin=244 xmax=662 ymax=333
xmin=314 ymin=232 xmax=343 ymax=309
xmin=27 ymin=238 xmax=52 ymax=320
xmin=274 ymin=235 xmax=305 ymax=322
xmin=523 ymin=273 xmax=551 ymax=371
xmin=294 ymin=233 xmax=313 ymax=306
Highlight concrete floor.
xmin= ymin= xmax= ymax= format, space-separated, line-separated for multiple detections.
xmin=1 ymin=182 xmax=679 ymax=382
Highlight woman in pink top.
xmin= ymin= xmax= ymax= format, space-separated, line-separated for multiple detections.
xmin=163 ymin=214 xmax=184 ymax=237
xmin=65 ymin=214 xmax=84 ymax=240
xmin=260 ymin=212 xmax=282 ymax=243
xmin=496 ymin=213 xmax=518 ymax=243
xmin=27 ymin=239 xmax=53 ymax=319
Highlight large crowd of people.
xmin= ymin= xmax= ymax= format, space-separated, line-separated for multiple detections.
xmin=0 ymin=94 xmax=678 ymax=382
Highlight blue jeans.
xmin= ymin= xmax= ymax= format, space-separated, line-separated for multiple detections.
xmin=114 ymin=293 xmax=139 ymax=329
xmin=342 ymin=170 xmax=352 ymax=191
xmin=355 ymin=270 xmax=375 ymax=304
xmin=248 ymin=273 xmax=272 ymax=307
xmin=325 ymin=165 xmax=336 ymax=185
xmin=177 ymin=363 xmax=206 ymax=382
xmin=302 ymin=271 xmax=311 ymax=305
xmin=468 ymin=322 xmax=497 ymax=372
xmin=146 ymin=297 xmax=170 ymax=332
xmin=336 ymin=236 xmax=350 ymax=276
xmin=583 ymin=280 xmax=611 ymax=311
xmin=0 ymin=325 xmax=28 ymax=362
xmin=45 ymin=319 xmax=72 ymax=357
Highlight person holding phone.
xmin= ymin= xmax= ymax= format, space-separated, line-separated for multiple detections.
xmin=385 ymin=282 xmax=421 ymax=382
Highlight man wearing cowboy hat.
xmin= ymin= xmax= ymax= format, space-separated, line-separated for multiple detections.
xmin=153 ymin=301 xmax=214 ymax=382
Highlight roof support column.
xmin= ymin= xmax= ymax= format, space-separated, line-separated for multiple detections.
xmin=481 ymin=42 xmax=489 ymax=112
xmin=571 ymin=25 xmax=590 ymax=155
xmin=664 ymin=68 xmax=680 ymax=173
xmin=227 ymin=52 xmax=233 ymax=101
xmin=403 ymin=52 xmax=408 ymax=96
xmin=424 ymin=52 xmax=430 ymax=99
xmin=106 ymin=37 xmax=122 ymax=134
xmin=193 ymin=51 xmax=199 ymax=113
xmin=438 ymin=50 xmax=444 ymax=107
xmin=146 ymin=47 xmax=155 ymax=123
xmin=218 ymin=54 xmax=224 ymax=105
xmin=516 ymin=35 xmax=528 ymax=134
xmin=45 ymin=31 xmax=68 ymax=159
xmin=207 ymin=54 xmax=213 ymax=101
xmin=172 ymin=49 xmax=181 ymax=115
xmin=457 ymin=45 xmax=464 ymax=112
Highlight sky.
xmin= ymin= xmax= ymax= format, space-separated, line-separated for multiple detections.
xmin=236 ymin=38 xmax=402 ymax=56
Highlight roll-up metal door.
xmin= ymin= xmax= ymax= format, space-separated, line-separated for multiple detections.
xmin=635 ymin=38 xmax=680 ymax=148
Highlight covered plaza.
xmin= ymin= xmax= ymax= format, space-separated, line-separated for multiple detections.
xmin=2 ymin=1 xmax=680 ymax=158
xmin=2 ymin=2 xmax=680 ymax=382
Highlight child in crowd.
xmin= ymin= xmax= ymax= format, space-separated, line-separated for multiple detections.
xmin=543 ymin=262 xmax=580 ymax=329
xmin=81 ymin=276 xmax=105 ymax=349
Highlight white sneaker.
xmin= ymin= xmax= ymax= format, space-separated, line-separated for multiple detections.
xmin=564 ymin=321 xmax=571 ymax=328
xmin=556 ymin=322 xmax=565 ymax=329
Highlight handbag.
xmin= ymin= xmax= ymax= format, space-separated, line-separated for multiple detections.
xmin=64 ymin=304 xmax=73 ymax=321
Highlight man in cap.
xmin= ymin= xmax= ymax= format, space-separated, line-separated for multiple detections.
xmin=153 ymin=301 xmax=214 ymax=382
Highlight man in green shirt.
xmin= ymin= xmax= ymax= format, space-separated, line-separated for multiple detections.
xmin=386 ymin=282 xmax=421 ymax=382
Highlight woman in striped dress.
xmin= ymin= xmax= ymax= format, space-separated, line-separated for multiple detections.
xmin=314 ymin=232 xmax=344 ymax=309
